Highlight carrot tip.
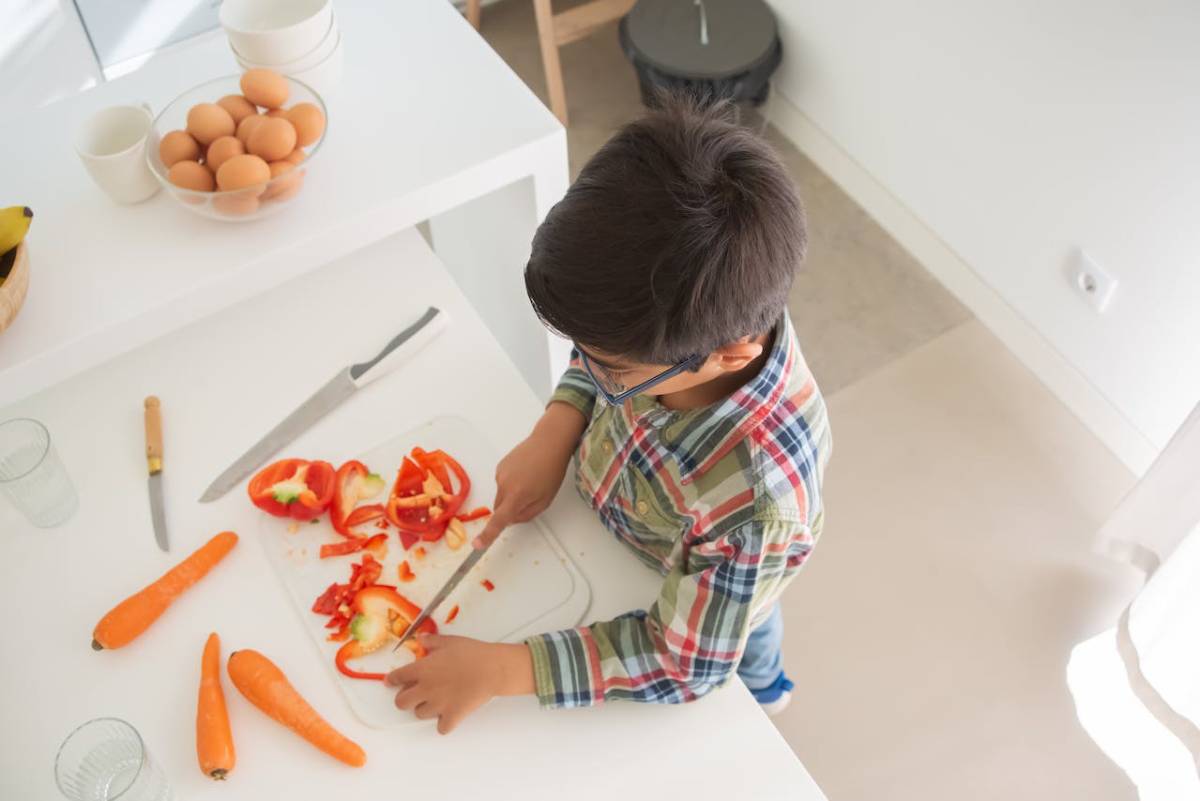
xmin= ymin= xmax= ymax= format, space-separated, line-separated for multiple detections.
xmin=208 ymin=769 xmax=228 ymax=781
xmin=91 ymin=639 xmax=104 ymax=651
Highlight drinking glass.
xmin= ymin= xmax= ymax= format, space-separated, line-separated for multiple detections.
xmin=55 ymin=718 xmax=173 ymax=801
xmin=0 ymin=418 xmax=79 ymax=527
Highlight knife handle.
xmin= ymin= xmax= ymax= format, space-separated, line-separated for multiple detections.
xmin=349 ymin=307 xmax=449 ymax=388
xmin=144 ymin=396 xmax=163 ymax=474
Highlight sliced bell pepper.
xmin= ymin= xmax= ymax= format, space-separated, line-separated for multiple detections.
xmin=319 ymin=532 xmax=388 ymax=560
xmin=397 ymin=560 xmax=415 ymax=582
xmin=481 ymin=579 xmax=495 ymax=592
xmin=335 ymin=613 xmax=390 ymax=680
xmin=444 ymin=604 xmax=460 ymax=624
xmin=346 ymin=504 xmax=385 ymax=527
xmin=386 ymin=448 xmax=473 ymax=542
xmin=397 ymin=528 xmax=420 ymax=551
xmin=353 ymin=585 xmax=424 ymax=623
xmin=331 ymin=460 xmax=386 ymax=537
xmin=391 ymin=456 xmax=425 ymax=497
xmin=248 ymin=459 xmax=336 ymax=520
xmin=456 ymin=506 xmax=492 ymax=523
xmin=312 ymin=582 xmax=343 ymax=615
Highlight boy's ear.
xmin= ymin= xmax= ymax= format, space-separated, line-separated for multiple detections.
xmin=709 ymin=340 xmax=764 ymax=373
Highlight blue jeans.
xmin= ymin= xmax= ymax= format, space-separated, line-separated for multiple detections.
xmin=737 ymin=604 xmax=784 ymax=691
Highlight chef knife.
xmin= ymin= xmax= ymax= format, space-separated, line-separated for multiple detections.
xmin=393 ymin=542 xmax=492 ymax=652
xmin=144 ymin=395 xmax=169 ymax=552
xmin=199 ymin=307 xmax=449 ymax=503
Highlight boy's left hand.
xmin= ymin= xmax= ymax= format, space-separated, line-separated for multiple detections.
xmin=385 ymin=634 xmax=535 ymax=734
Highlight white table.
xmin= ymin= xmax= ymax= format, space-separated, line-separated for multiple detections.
xmin=0 ymin=230 xmax=824 ymax=800
xmin=0 ymin=0 xmax=571 ymax=408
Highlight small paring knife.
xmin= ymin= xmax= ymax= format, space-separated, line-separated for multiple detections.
xmin=200 ymin=307 xmax=449 ymax=503
xmin=144 ymin=396 xmax=169 ymax=552
xmin=393 ymin=542 xmax=492 ymax=652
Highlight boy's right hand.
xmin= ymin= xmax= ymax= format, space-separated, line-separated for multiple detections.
xmin=474 ymin=402 xmax=587 ymax=549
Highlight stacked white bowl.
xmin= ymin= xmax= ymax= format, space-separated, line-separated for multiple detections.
xmin=220 ymin=0 xmax=343 ymax=96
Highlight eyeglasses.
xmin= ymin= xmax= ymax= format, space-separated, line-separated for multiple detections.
xmin=576 ymin=345 xmax=705 ymax=405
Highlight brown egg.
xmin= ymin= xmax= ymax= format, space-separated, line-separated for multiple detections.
xmin=158 ymin=130 xmax=200 ymax=167
xmin=262 ymin=161 xmax=304 ymax=200
xmin=283 ymin=148 xmax=307 ymax=165
xmin=265 ymin=109 xmax=287 ymax=119
xmin=284 ymin=103 xmax=325 ymax=147
xmin=215 ymin=154 xmax=271 ymax=192
xmin=247 ymin=117 xmax=297 ymax=162
xmin=213 ymin=191 xmax=260 ymax=217
xmin=168 ymin=160 xmax=215 ymax=192
xmin=217 ymin=94 xmax=257 ymax=124
xmin=205 ymin=136 xmax=245 ymax=173
xmin=236 ymin=114 xmax=267 ymax=146
xmin=239 ymin=69 xmax=289 ymax=109
xmin=186 ymin=103 xmax=235 ymax=146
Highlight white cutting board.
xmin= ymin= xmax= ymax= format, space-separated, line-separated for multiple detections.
xmin=257 ymin=416 xmax=591 ymax=728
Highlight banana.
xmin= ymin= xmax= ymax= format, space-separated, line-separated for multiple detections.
xmin=0 ymin=206 xmax=33 ymax=255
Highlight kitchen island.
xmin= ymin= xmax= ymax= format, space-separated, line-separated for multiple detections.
xmin=0 ymin=230 xmax=824 ymax=800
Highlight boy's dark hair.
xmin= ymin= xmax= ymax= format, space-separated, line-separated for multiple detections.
xmin=525 ymin=98 xmax=806 ymax=365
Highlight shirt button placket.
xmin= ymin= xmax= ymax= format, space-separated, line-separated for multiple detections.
xmin=636 ymin=499 xmax=649 ymax=516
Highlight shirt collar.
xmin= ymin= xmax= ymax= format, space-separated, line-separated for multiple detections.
xmin=630 ymin=314 xmax=798 ymax=483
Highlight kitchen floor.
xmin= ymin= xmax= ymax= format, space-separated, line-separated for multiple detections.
xmin=475 ymin=1 xmax=1142 ymax=798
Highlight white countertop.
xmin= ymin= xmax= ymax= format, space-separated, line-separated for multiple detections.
xmin=0 ymin=0 xmax=565 ymax=408
xmin=0 ymin=229 xmax=824 ymax=800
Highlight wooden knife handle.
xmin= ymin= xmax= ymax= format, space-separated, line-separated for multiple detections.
xmin=144 ymin=395 xmax=163 ymax=473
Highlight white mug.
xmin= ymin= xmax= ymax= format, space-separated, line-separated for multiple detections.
xmin=75 ymin=104 xmax=161 ymax=205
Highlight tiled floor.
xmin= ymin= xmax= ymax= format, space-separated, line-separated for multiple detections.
xmin=476 ymin=2 xmax=1141 ymax=798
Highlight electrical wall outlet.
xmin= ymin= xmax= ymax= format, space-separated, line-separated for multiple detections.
xmin=1070 ymin=249 xmax=1118 ymax=312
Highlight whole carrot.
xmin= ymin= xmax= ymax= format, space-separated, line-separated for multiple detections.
xmin=197 ymin=633 xmax=236 ymax=780
xmin=227 ymin=649 xmax=366 ymax=767
xmin=92 ymin=531 xmax=238 ymax=650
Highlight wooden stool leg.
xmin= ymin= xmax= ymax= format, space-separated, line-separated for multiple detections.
xmin=466 ymin=0 xmax=482 ymax=30
xmin=532 ymin=0 xmax=569 ymax=125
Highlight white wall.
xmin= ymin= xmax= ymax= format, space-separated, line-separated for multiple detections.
xmin=765 ymin=0 xmax=1200 ymax=469
xmin=1 ymin=0 xmax=101 ymax=111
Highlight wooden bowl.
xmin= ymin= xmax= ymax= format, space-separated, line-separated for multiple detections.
xmin=0 ymin=241 xmax=29 ymax=334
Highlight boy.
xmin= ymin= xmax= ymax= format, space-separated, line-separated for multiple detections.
xmin=385 ymin=100 xmax=832 ymax=734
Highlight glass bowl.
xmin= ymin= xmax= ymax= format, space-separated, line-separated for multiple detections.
xmin=146 ymin=75 xmax=327 ymax=222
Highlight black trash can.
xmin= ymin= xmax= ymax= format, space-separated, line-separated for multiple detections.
xmin=619 ymin=0 xmax=782 ymax=109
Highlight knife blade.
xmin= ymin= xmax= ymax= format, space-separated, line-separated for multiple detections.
xmin=393 ymin=543 xmax=490 ymax=652
xmin=199 ymin=307 xmax=449 ymax=502
xmin=144 ymin=396 xmax=169 ymax=551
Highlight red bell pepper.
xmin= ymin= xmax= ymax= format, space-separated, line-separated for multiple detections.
xmin=345 ymin=504 xmax=385 ymax=527
xmin=330 ymin=461 xmax=386 ymax=537
xmin=397 ymin=560 xmax=415 ymax=582
xmin=391 ymin=456 xmax=424 ymax=497
xmin=481 ymin=579 xmax=495 ymax=592
xmin=318 ymin=532 xmax=388 ymax=560
xmin=248 ymin=459 xmax=336 ymax=520
xmin=444 ymin=604 xmax=460 ymax=624
xmin=386 ymin=448 xmax=473 ymax=542
xmin=456 ymin=506 xmax=492 ymax=523
xmin=335 ymin=639 xmax=386 ymax=680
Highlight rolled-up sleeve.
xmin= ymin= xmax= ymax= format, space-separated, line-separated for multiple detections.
xmin=525 ymin=518 xmax=812 ymax=707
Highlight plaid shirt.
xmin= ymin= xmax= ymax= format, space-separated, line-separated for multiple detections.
xmin=525 ymin=314 xmax=832 ymax=707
